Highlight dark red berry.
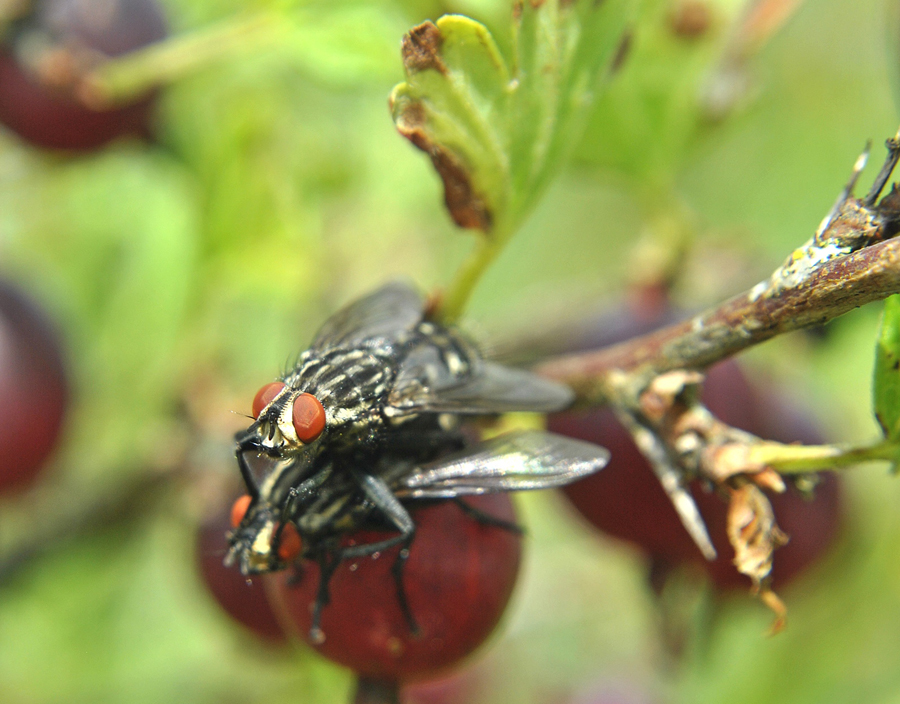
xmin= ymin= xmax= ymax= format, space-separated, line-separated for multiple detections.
xmin=0 ymin=281 xmax=68 ymax=493
xmin=0 ymin=0 xmax=168 ymax=150
xmin=196 ymin=505 xmax=287 ymax=643
xmin=269 ymin=494 xmax=522 ymax=681
xmin=551 ymin=359 xmax=842 ymax=590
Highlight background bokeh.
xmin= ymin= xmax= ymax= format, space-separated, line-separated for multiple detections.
xmin=1 ymin=0 xmax=899 ymax=703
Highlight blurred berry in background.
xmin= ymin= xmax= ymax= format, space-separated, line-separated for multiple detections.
xmin=0 ymin=281 xmax=68 ymax=493
xmin=0 ymin=0 xmax=167 ymax=150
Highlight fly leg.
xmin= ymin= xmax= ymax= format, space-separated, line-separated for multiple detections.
xmin=346 ymin=468 xmax=419 ymax=634
xmin=303 ymin=471 xmax=419 ymax=640
xmin=274 ymin=468 xmax=333 ymax=557
xmin=280 ymin=467 xmax=332 ymax=521
xmin=452 ymin=497 xmax=524 ymax=534
xmin=308 ymin=545 xmax=341 ymax=644
xmin=306 ymin=529 xmax=418 ymax=643
xmin=234 ymin=444 xmax=259 ymax=499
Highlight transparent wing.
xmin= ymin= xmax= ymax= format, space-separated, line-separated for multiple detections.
xmin=387 ymin=357 xmax=574 ymax=416
xmin=393 ymin=430 xmax=609 ymax=499
xmin=310 ymin=282 xmax=423 ymax=352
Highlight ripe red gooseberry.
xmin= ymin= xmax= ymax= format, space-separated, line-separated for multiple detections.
xmin=196 ymin=503 xmax=287 ymax=643
xmin=269 ymin=494 xmax=522 ymax=682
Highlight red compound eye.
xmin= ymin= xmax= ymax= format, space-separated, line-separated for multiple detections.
xmin=230 ymin=494 xmax=253 ymax=528
xmin=292 ymin=393 xmax=326 ymax=443
xmin=277 ymin=523 xmax=303 ymax=562
xmin=252 ymin=382 xmax=286 ymax=418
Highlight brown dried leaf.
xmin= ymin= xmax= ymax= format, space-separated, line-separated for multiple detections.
xmin=727 ymin=484 xmax=790 ymax=630
xmin=752 ymin=467 xmax=787 ymax=493
xmin=726 ymin=484 xmax=788 ymax=584
xmin=400 ymin=21 xmax=447 ymax=74
xmin=639 ymin=370 xmax=704 ymax=422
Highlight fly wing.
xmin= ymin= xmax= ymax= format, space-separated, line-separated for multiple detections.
xmin=386 ymin=356 xmax=574 ymax=416
xmin=393 ymin=430 xmax=609 ymax=499
xmin=310 ymin=282 xmax=423 ymax=352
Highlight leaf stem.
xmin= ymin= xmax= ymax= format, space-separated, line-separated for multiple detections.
xmin=748 ymin=439 xmax=900 ymax=473
xmin=439 ymin=232 xmax=505 ymax=323
xmin=82 ymin=12 xmax=285 ymax=106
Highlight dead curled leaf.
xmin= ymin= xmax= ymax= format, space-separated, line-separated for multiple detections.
xmin=727 ymin=483 xmax=789 ymax=629
xmin=639 ymin=370 xmax=704 ymax=422
xmin=392 ymin=22 xmax=493 ymax=231
xmin=727 ymin=484 xmax=787 ymax=581
xmin=394 ymin=112 xmax=493 ymax=231
xmin=400 ymin=21 xmax=447 ymax=75
xmin=758 ymin=586 xmax=788 ymax=634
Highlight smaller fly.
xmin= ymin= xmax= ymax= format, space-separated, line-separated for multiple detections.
xmin=225 ymin=283 xmax=609 ymax=637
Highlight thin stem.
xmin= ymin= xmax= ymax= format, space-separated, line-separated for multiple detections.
xmin=439 ymin=234 xmax=504 ymax=324
xmin=353 ymin=677 xmax=400 ymax=704
xmin=747 ymin=439 xmax=900 ymax=474
xmin=865 ymin=126 xmax=900 ymax=205
xmin=81 ymin=12 xmax=285 ymax=107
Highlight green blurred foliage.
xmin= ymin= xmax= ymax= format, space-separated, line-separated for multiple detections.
xmin=0 ymin=0 xmax=899 ymax=703
xmin=873 ymin=294 xmax=900 ymax=443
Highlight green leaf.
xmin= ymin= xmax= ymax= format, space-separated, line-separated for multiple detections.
xmin=389 ymin=1 xmax=636 ymax=238
xmin=874 ymin=294 xmax=900 ymax=450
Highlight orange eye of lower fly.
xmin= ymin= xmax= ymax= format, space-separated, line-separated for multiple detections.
xmin=292 ymin=393 xmax=326 ymax=443
xmin=230 ymin=494 xmax=253 ymax=528
xmin=277 ymin=523 xmax=302 ymax=562
xmin=252 ymin=382 xmax=286 ymax=418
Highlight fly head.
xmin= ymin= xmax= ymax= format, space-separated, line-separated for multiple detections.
xmin=225 ymin=498 xmax=283 ymax=575
xmin=239 ymin=381 xmax=328 ymax=462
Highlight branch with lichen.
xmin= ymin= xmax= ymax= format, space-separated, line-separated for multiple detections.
xmin=536 ymin=160 xmax=900 ymax=400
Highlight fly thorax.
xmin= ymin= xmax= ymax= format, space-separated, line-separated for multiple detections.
xmin=299 ymin=348 xmax=395 ymax=432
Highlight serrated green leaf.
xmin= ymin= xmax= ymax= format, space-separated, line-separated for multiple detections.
xmin=874 ymin=294 xmax=900 ymax=450
xmin=390 ymin=0 xmax=636 ymax=238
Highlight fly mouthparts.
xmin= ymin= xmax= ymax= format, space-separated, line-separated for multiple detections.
xmin=235 ymin=424 xmax=265 ymax=451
